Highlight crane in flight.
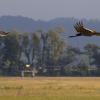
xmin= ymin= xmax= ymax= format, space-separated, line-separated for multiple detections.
xmin=69 ymin=21 xmax=100 ymax=38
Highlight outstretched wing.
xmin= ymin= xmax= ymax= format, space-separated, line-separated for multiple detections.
xmin=0 ymin=31 xmax=9 ymax=37
xmin=74 ymin=21 xmax=95 ymax=35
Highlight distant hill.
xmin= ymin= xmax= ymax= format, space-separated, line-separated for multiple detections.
xmin=0 ymin=15 xmax=100 ymax=48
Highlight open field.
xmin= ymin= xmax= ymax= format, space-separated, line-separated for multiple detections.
xmin=0 ymin=77 xmax=100 ymax=100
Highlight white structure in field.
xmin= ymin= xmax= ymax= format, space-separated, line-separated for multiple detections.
xmin=21 ymin=64 xmax=37 ymax=77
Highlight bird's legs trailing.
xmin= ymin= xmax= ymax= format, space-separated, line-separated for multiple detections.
xmin=69 ymin=33 xmax=81 ymax=38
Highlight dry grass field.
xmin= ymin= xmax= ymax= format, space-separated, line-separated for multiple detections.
xmin=0 ymin=77 xmax=100 ymax=100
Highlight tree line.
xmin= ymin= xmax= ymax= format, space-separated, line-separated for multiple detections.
xmin=0 ymin=28 xmax=100 ymax=76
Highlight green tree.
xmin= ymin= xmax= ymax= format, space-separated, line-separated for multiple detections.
xmin=84 ymin=44 xmax=100 ymax=66
xmin=3 ymin=30 xmax=20 ymax=75
xmin=21 ymin=33 xmax=31 ymax=64
xmin=31 ymin=32 xmax=41 ymax=66
xmin=48 ymin=30 xmax=65 ymax=65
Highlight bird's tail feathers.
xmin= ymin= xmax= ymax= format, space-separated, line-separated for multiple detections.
xmin=69 ymin=36 xmax=78 ymax=38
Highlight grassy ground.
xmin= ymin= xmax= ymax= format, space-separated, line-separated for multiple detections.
xmin=0 ymin=77 xmax=100 ymax=100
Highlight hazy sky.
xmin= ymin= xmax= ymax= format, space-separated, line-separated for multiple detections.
xmin=0 ymin=0 xmax=100 ymax=20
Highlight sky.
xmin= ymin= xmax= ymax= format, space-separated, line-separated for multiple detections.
xmin=0 ymin=0 xmax=100 ymax=20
